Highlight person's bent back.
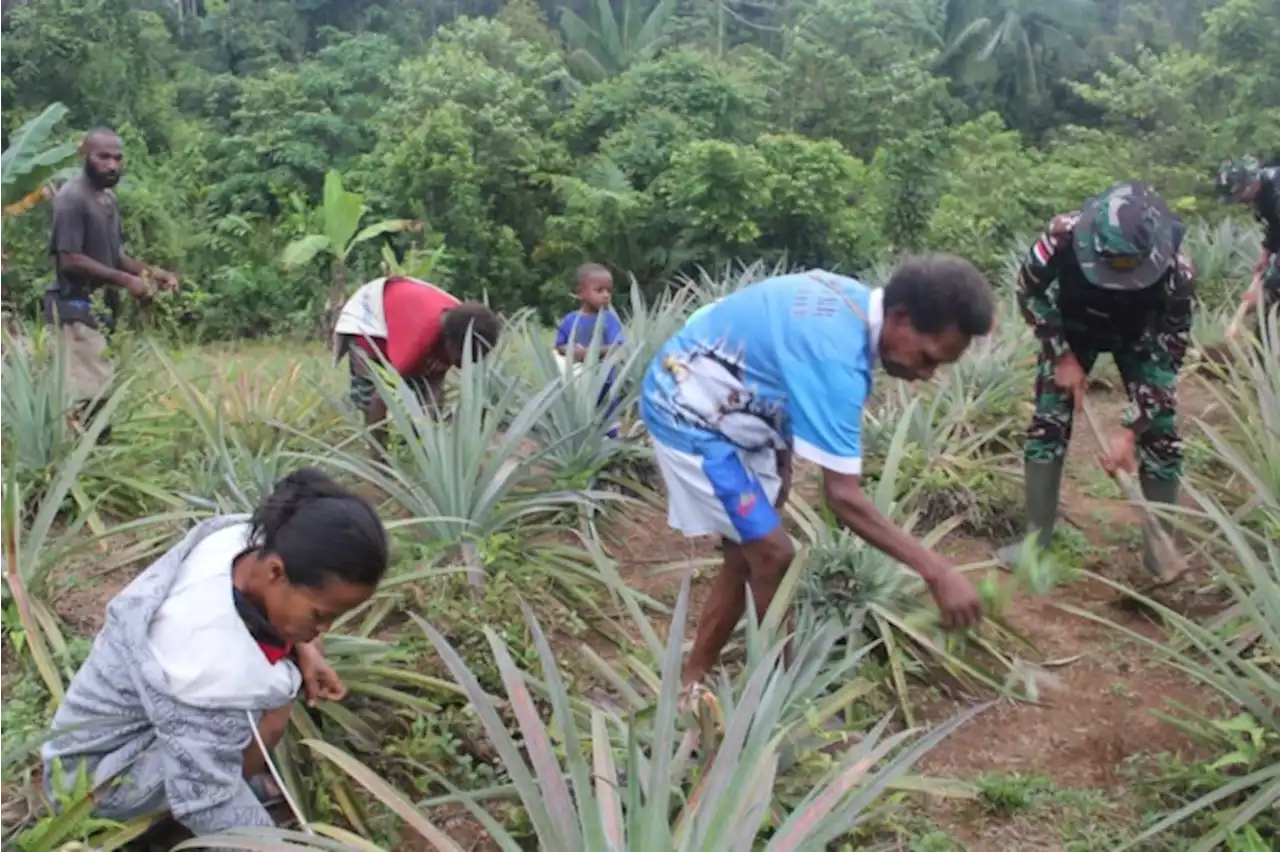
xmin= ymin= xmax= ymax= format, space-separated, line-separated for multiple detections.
xmin=332 ymin=275 xmax=501 ymax=447
xmin=640 ymin=257 xmax=995 ymax=695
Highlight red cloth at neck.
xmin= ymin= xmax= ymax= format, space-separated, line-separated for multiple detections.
xmin=258 ymin=640 xmax=294 ymax=665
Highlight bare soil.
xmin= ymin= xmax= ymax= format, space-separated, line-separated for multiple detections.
xmin=17 ymin=374 xmax=1232 ymax=850
xmin=596 ymin=377 xmax=1225 ymax=848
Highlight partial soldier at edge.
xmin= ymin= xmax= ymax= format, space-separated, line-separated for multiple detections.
xmin=1217 ymin=155 xmax=1280 ymax=322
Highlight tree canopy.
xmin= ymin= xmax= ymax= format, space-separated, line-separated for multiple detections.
xmin=3 ymin=0 xmax=1276 ymax=337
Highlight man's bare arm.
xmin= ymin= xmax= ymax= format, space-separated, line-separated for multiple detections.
xmin=60 ymin=252 xmax=148 ymax=299
xmin=555 ymin=344 xmax=589 ymax=362
xmin=1255 ymin=245 xmax=1273 ymax=277
xmin=823 ymin=468 xmax=982 ymax=628
xmin=58 ymin=251 xmax=141 ymax=293
xmin=118 ymin=254 xmax=150 ymax=277
xmin=120 ymin=254 xmax=178 ymax=289
xmin=296 ymin=636 xmax=325 ymax=661
xmin=823 ymin=470 xmax=946 ymax=584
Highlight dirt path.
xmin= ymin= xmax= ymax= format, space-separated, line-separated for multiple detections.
xmin=27 ymin=371 xmax=1227 ymax=849
xmin=602 ymin=380 xmax=1221 ymax=848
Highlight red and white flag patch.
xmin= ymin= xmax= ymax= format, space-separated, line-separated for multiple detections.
xmin=1032 ymin=235 xmax=1054 ymax=265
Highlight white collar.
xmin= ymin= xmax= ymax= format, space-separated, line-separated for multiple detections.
xmin=868 ymin=287 xmax=884 ymax=365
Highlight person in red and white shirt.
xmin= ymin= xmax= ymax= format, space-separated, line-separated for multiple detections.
xmin=333 ymin=276 xmax=500 ymax=443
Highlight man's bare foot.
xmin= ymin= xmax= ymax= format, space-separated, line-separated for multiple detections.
xmin=678 ymin=677 xmax=725 ymax=721
xmin=677 ymin=679 xmax=709 ymax=715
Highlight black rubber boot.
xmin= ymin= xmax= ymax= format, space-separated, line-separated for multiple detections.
xmin=997 ymin=458 xmax=1065 ymax=567
xmin=1139 ymin=475 xmax=1179 ymax=576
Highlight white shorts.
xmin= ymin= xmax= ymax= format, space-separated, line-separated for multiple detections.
xmin=651 ymin=437 xmax=782 ymax=543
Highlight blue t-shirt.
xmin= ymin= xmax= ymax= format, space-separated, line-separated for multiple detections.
xmin=555 ymin=310 xmax=625 ymax=350
xmin=640 ymin=272 xmax=881 ymax=475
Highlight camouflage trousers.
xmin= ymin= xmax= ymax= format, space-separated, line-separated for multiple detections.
xmin=1264 ymin=253 xmax=1280 ymax=309
xmin=1025 ymin=339 xmax=1182 ymax=481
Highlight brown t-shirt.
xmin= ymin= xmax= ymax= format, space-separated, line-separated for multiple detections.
xmin=47 ymin=173 xmax=125 ymax=303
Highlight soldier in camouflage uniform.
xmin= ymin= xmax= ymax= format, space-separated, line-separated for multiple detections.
xmin=997 ymin=182 xmax=1195 ymax=575
xmin=1216 ymin=155 xmax=1280 ymax=317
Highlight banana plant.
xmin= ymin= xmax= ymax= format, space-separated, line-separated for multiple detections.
xmin=0 ymin=101 xmax=73 ymax=300
xmin=380 ymin=242 xmax=446 ymax=282
xmin=280 ymin=170 xmax=420 ymax=341
xmin=1 ymin=102 xmax=77 ymax=215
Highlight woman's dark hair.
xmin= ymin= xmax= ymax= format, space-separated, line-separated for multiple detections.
xmin=441 ymin=302 xmax=501 ymax=360
xmin=883 ymin=253 xmax=995 ymax=337
xmin=250 ymin=468 xmax=388 ymax=589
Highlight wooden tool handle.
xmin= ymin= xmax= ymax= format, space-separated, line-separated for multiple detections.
xmin=1226 ymin=300 xmax=1250 ymax=340
xmin=1228 ymin=275 xmax=1263 ymax=339
xmin=1079 ymin=398 xmax=1187 ymax=579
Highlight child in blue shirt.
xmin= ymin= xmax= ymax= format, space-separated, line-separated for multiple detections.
xmin=556 ymin=263 xmax=625 ymax=437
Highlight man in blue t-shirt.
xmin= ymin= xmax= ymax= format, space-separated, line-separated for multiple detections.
xmin=641 ymin=255 xmax=996 ymax=692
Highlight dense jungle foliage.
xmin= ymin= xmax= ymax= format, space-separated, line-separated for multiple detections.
xmin=4 ymin=3 xmax=1280 ymax=849
xmin=2 ymin=0 xmax=1278 ymax=340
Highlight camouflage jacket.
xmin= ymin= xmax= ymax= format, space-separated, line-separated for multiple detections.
xmin=1016 ymin=211 xmax=1196 ymax=431
xmin=1253 ymin=166 xmax=1279 ymax=253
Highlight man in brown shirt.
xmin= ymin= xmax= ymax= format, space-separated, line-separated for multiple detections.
xmin=45 ymin=128 xmax=177 ymax=417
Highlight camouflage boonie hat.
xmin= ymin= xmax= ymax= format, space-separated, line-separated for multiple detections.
xmin=1074 ymin=181 xmax=1175 ymax=291
xmin=1216 ymin=155 xmax=1261 ymax=201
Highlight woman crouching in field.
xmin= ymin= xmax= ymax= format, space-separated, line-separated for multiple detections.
xmin=42 ymin=468 xmax=388 ymax=837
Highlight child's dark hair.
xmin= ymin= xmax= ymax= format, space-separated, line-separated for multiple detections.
xmin=250 ymin=468 xmax=388 ymax=589
xmin=575 ymin=263 xmax=612 ymax=292
xmin=883 ymin=254 xmax=995 ymax=337
xmin=441 ymin=302 xmax=501 ymax=360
